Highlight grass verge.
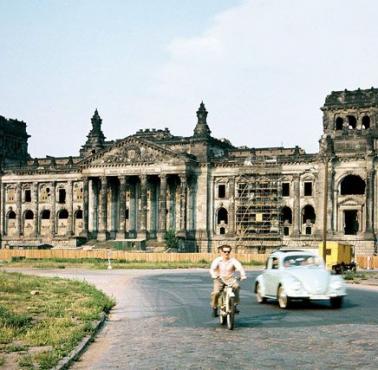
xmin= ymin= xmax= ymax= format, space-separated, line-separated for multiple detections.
xmin=0 ymin=271 xmax=115 ymax=369
xmin=1 ymin=257 xmax=264 ymax=270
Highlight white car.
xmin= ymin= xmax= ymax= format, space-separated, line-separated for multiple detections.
xmin=254 ymin=249 xmax=346 ymax=309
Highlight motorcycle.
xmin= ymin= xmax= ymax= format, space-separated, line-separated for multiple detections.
xmin=217 ymin=277 xmax=240 ymax=330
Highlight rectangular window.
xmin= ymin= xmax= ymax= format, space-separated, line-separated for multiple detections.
xmin=304 ymin=182 xmax=313 ymax=196
xmin=282 ymin=183 xmax=290 ymax=197
xmin=25 ymin=189 xmax=31 ymax=202
xmin=218 ymin=184 xmax=226 ymax=198
xmin=58 ymin=189 xmax=66 ymax=204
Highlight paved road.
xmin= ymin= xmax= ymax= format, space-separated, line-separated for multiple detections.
xmin=8 ymin=269 xmax=378 ymax=369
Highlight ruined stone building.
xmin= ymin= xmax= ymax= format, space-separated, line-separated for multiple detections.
xmin=1 ymin=88 xmax=377 ymax=255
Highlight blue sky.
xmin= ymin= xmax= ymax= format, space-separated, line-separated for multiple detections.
xmin=1 ymin=0 xmax=378 ymax=157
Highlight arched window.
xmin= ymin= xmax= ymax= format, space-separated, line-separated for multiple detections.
xmin=217 ymin=207 xmax=228 ymax=224
xmin=220 ymin=227 xmax=226 ymax=235
xmin=58 ymin=209 xmax=69 ymax=219
xmin=75 ymin=210 xmax=83 ymax=219
xmin=25 ymin=210 xmax=34 ymax=220
xmin=335 ymin=117 xmax=344 ymax=130
xmin=362 ymin=115 xmax=370 ymax=129
xmin=280 ymin=206 xmax=292 ymax=225
xmin=347 ymin=115 xmax=357 ymax=129
xmin=340 ymin=175 xmax=365 ymax=195
xmin=41 ymin=210 xmax=50 ymax=219
xmin=8 ymin=211 xmax=16 ymax=219
xmin=302 ymin=205 xmax=316 ymax=224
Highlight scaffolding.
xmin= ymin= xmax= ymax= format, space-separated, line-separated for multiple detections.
xmin=235 ymin=165 xmax=283 ymax=252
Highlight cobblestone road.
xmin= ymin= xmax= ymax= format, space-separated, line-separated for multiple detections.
xmin=10 ymin=269 xmax=378 ymax=370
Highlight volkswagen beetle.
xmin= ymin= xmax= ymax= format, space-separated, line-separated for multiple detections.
xmin=254 ymin=249 xmax=346 ymax=309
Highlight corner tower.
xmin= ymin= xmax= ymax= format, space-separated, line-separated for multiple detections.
xmin=320 ymin=87 xmax=378 ymax=156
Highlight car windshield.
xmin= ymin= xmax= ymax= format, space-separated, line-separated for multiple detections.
xmin=282 ymin=255 xmax=323 ymax=268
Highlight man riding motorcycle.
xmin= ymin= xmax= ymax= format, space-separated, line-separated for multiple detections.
xmin=209 ymin=245 xmax=247 ymax=317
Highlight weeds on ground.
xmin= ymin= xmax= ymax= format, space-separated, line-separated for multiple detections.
xmin=0 ymin=271 xmax=115 ymax=369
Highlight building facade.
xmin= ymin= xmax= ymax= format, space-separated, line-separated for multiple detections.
xmin=1 ymin=88 xmax=378 ymax=255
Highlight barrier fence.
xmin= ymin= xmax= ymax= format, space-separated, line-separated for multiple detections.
xmin=0 ymin=249 xmax=377 ymax=268
xmin=0 ymin=249 xmax=268 ymax=264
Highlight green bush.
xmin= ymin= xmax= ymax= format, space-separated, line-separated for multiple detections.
xmin=164 ymin=230 xmax=179 ymax=249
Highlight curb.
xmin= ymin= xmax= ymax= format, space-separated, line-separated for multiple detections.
xmin=53 ymin=312 xmax=107 ymax=370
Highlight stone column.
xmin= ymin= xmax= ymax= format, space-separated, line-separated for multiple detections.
xmin=138 ymin=175 xmax=148 ymax=238
xmin=97 ymin=176 xmax=108 ymax=241
xmin=81 ymin=178 xmax=89 ymax=238
xmin=32 ymin=182 xmax=39 ymax=237
xmin=292 ymin=176 xmax=300 ymax=236
xmin=157 ymin=174 xmax=167 ymax=241
xmin=365 ymin=169 xmax=374 ymax=235
xmin=117 ymin=176 xmax=126 ymax=239
xmin=129 ymin=180 xmax=137 ymax=238
xmin=67 ymin=180 xmax=73 ymax=236
xmin=328 ymin=168 xmax=335 ymax=233
xmin=0 ymin=180 xmax=4 ymax=236
xmin=50 ymin=181 xmax=56 ymax=237
xmin=16 ymin=183 xmax=22 ymax=236
xmin=178 ymin=174 xmax=187 ymax=237
xmin=228 ymin=177 xmax=236 ymax=235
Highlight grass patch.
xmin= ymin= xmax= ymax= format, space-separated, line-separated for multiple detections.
xmin=0 ymin=271 xmax=115 ymax=369
xmin=2 ymin=257 xmax=264 ymax=270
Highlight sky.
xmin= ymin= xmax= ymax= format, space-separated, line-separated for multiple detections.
xmin=1 ymin=0 xmax=378 ymax=158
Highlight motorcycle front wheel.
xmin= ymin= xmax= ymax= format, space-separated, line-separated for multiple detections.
xmin=226 ymin=298 xmax=235 ymax=330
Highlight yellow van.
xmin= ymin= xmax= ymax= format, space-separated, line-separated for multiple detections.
xmin=318 ymin=242 xmax=356 ymax=274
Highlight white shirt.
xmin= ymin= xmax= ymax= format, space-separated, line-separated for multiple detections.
xmin=209 ymin=257 xmax=247 ymax=280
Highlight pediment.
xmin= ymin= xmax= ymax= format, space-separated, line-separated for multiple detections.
xmin=338 ymin=196 xmax=364 ymax=207
xmin=81 ymin=137 xmax=186 ymax=167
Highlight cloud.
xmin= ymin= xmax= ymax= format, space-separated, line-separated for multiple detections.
xmin=129 ymin=0 xmax=378 ymax=153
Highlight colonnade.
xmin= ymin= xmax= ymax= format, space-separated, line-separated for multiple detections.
xmin=85 ymin=173 xmax=191 ymax=241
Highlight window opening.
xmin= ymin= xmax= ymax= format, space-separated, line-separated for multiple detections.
xmin=283 ymin=226 xmax=289 ymax=236
xmin=302 ymin=205 xmax=316 ymax=224
xmin=335 ymin=117 xmax=344 ymax=130
xmin=8 ymin=211 xmax=16 ymax=219
xmin=25 ymin=210 xmax=34 ymax=220
xmin=75 ymin=210 xmax=83 ymax=219
xmin=347 ymin=115 xmax=357 ymax=129
xmin=305 ymin=226 xmax=312 ymax=235
xmin=280 ymin=206 xmax=292 ymax=224
xmin=340 ymin=175 xmax=365 ymax=195
xmin=282 ymin=183 xmax=290 ymax=196
xmin=304 ymin=182 xmax=313 ymax=196
xmin=41 ymin=210 xmax=50 ymax=219
xmin=362 ymin=115 xmax=370 ymax=129
xmin=217 ymin=207 xmax=228 ymax=224
xmin=58 ymin=189 xmax=66 ymax=204
xmin=220 ymin=227 xmax=225 ymax=235
xmin=25 ymin=190 xmax=31 ymax=202
xmin=218 ymin=184 xmax=226 ymax=198
xmin=58 ymin=209 xmax=69 ymax=219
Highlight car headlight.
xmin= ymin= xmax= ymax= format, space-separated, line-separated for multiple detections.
xmin=290 ymin=280 xmax=302 ymax=291
xmin=330 ymin=280 xmax=343 ymax=290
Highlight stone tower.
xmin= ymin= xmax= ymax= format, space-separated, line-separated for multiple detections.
xmin=193 ymin=101 xmax=211 ymax=138
xmin=80 ymin=109 xmax=106 ymax=157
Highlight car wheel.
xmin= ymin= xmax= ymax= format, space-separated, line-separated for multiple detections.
xmin=277 ymin=285 xmax=290 ymax=309
xmin=256 ymin=283 xmax=267 ymax=304
xmin=330 ymin=296 xmax=343 ymax=309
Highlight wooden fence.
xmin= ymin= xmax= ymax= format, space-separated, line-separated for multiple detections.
xmin=0 ymin=249 xmax=268 ymax=264
xmin=0 ymin=249 xmax=377 ymax=268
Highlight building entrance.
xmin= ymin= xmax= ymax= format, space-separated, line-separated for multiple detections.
xmin=344 ymin=210 xmax=359 ymax=235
